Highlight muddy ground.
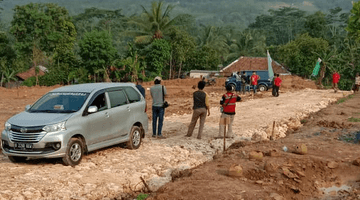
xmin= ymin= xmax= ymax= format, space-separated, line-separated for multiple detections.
xmin=0 ymin=75 xmax=357 ymax=200
xmin=149 ymin=92 xmax=360 ymax=200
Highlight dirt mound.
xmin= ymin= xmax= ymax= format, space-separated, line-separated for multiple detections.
xmin=317 ymin=120 xmax=352 ymax=129
xmin=281 ymin=75 xmax=317 ymax=91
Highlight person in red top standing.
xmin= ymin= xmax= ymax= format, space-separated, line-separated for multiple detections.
xmin=273 ymin=73 xmax=282 ymax=97
xmin=332 ymin=71 xmax=340 ymax=93
xmin=218 ymin=84 xmax=241 ymax=138
xmin=251 ymin=71 xmax=260 ymax=94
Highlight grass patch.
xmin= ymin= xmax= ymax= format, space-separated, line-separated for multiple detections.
xmin=348 ymin=117 xmax=360 ymax=122
xmin=137 ymin=193 xmax=149 ymax=200
xmin=336 ymin=94 xmax=354 ymax=104
xmin=300 ymin=119 xmax=307 ymax=124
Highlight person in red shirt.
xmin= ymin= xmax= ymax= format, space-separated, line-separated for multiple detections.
xmin=251 ymin=71 xmax=260 ymax=94
xmin=273 ymin=73 xmax=282 ymax=97
xmin=332 ymin=71 xmax=340 ymax=93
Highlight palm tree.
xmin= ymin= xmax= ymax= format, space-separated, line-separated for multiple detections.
xmin=128 ymin=1 xmax=183 ymax=44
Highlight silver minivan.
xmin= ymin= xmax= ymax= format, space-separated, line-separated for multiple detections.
xmin=1 ymin=83 xmax=148 ymax=166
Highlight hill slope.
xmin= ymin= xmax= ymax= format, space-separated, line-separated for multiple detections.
xmin=0 ymin=0 xmax=354 ymax=29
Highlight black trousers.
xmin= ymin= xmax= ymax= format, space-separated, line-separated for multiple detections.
xmin=273 ymin=86 xmax=279 ymax=97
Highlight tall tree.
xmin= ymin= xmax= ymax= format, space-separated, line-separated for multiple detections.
xmin=10 ymin=3 xmax=76 ymax=61
xmin=128 ymin=1 xmax=187 ymax=44
xmin=145 ymin=39 xmax=171 ymax=76
xmin=79 ymin=30 xmax=117 ymax=75
xmin=346 ymin=1 xmax=360 ymax=41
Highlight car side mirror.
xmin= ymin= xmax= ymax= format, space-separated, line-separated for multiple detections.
xmin=88 ymin=106 xmax=98 ymax=114
xmin=25 ymin=105 xmax=31 ymax=111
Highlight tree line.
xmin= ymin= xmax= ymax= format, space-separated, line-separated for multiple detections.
xmin=0 ymin=1 xmax=360 ymax=90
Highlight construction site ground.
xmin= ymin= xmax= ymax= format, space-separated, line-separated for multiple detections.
xmin=0 ymin=76 xmax=359 ymax=200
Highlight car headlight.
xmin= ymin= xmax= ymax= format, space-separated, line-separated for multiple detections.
xmin=5 ymin=122 xmax=11 ymax=131
xmin=43 ymin=121 xmax=66 ymax=133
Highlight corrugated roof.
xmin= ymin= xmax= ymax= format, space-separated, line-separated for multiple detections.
xmin=16 ymin=66 xmax=47 ymax=80
xmin=221 ymin=57 xmax=290 ymax=74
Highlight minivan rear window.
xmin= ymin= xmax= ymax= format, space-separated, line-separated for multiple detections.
xmin=124 ymin=87 xmax=141 ymax=103
xmin=29 ymin=92 xmax=89 ymax=113
xmin=108 ymin=90 xmax=128 ymax=108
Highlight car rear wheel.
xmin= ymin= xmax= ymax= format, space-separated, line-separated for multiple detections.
xmin=62 ymin=138 xmax=84 ymax=166
xmin=229 ymin=84 xmax=236 ymax=91
xmin=127 ymin=126 xmax=142 ymax=149
xmin=259 ymin=85 xmax=267 ymax=92
xmin=8 ymin=156 xmax=27 ymax=163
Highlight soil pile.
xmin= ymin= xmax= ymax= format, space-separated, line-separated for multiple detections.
xmin=148 ymin=92 xmax=360 ymax=200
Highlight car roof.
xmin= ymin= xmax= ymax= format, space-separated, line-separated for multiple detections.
xmin=50 ymin=83 xmax=136 ymax=93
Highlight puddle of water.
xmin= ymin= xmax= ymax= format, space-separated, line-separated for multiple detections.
xmin=321 ymin=185 xmax=351 ymax=195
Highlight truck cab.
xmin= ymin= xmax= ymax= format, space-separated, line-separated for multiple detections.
xmin=225 ymin=70 xmax=273 ymax=92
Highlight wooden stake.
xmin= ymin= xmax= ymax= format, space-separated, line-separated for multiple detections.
xmin=270 ymin=121 xmax=276 ymax=140
xmin=223 ymin=125 xmax=226 ymax=152
xmin=140 ymin=176 xmax=151 ymax=192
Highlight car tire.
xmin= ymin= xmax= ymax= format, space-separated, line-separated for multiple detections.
xmin=8 ymin=156 xmax=27 ymax=163
xmin=62 ymin=138 xmax=84 ymax=166
xmin=259 ymin=85 xmax=267 ymax=92
xmin=229 ymin=84 xmax=236 ymax=91
xmin=127 ymin=126 xmax=142 ymax=149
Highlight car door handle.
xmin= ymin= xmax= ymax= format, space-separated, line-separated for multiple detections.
xmin=127 ymin=106 xmax=130 ymax=112
xmin=105 ymin=112 xmax=109 ymax=118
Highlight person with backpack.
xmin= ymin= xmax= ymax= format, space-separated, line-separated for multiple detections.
xmin=218 ymin=84 xmax=241 ymax=138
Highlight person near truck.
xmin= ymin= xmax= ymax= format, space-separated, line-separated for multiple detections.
xmin=218 ymin=84 xmax=241 ymax=138
xmin=273 ymin=73 xmax=282 ymax=97
xmin=251 ymin=71 xmax=260 ymax=94
xmin=150 ymin=76 xmax=167 ymax=138
xmin=240 ymin=71 xmax=248 ymax=95
xmin=136 ymin=78 xmax=145 ymax=98
xmin=186 ymin=81 xmax=210 ymax=139
xmin=332 ymin=71 xmax=340 ymax=93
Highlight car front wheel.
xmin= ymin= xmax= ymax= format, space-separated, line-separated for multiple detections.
xmin=127 ymin=126 xmax=142 ymax=149
xmin=62 ymin=138 xmax=84 ymax=166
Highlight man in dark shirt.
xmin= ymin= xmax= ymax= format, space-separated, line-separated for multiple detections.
xmin=186 ymin=81 xmax=210 ymax=139
xmin=136 ymin=78 xmax=145 ymax=98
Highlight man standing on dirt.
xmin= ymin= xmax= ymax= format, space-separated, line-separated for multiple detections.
xmin=150 ymin=76 xmax=167 ymax=138
xmin=186 ymin=81 xmax=210 ymax=139
xmin=218 ymin=84 xmax=241 ymax=138
xmin=240 ymin=71 xmax=248 ymax=95
xmin=273 ymin=74 xmax=282 ymax=97
xmin=332 ymin=71 xmax=340 ymax=93
xmin=251 ymin=71 xmax=260 ymax=94
xmin=355 ymin=73 xmax=360 ymax=92
xmin=136 ymin=78 xmax=145 ymax=98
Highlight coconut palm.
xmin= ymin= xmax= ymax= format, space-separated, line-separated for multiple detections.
xmin=128 ymin=1 xmax=184 ymax=44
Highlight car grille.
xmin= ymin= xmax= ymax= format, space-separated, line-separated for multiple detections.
xmin=9 ymin=125 xmax=46 ymax=143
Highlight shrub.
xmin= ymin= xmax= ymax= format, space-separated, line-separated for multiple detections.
xmin=21 ymin=77 xmax=36 ymax=87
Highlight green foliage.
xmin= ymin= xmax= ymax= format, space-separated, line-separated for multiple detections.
xmin=21 ymin=76 xmax=36 ymax=87
xmin=305 ymin=11 xmax=327 ymax=38
xmin=145 ymin=39 xmax=171 ymax=76
xmin=136 ymin=193 xmax=149 ymax=200
xmin=277 ymin=33 xmax=329 ymax=76
xmin=79 ymin=30 xmax=117 ymax=74
xmin=348 ymin=117 xmax=360 ymax=122
xmin=10 ymin=3 xmax=76 ymax=60
xmin=347 ymin=1 xmax=360 ymax=41
xmin=336 ymin=94 xmax=353 ymax=104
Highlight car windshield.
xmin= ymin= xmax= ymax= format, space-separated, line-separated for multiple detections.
xmin=28 ymin=92 xmax=90 ymax=113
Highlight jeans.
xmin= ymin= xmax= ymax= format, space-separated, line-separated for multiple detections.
xmin=152 ymin=106 xmax=164 ymax=136
xmin=241 ymin=84 xmax=246 ymax=94
xmin=253 ymin=85 xmax=257 ymax=94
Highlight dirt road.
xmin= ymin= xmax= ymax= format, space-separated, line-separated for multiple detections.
xmin=0 ymin=78 xmax=352 ymax=199
xmin=150 ymin=92 xmax=360 ymax=200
